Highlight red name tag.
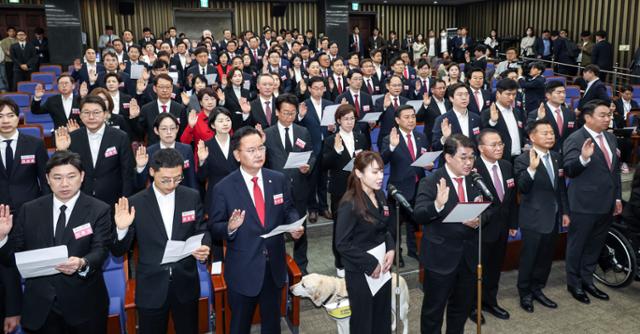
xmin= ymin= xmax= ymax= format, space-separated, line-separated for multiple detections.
xmin=506 ymin=178 xmax=515 ymax=188
xmin=123 ymin=103 xmax=130 ymax=109
xmin=183 ymin=160 xmax=190 ymax=169
xmin=72 ymin=108 xmax=80 ymax=114
xmin=104 ymin=146 xmax=118 ymax=158
xmin=181 ymin=210 xmax=196 ymax=223
xmin=558 ymin=169 xmax=564 ymax=177
xmin=567 ymin=121 xmax=575 ymax=128
xmin=73 ymin=223 xmax=93 ymax=239
xmin=273 ymin=193 xmax=284 ymax=205
xmin=363 ymin=105 xmax=370 ymax=112
xmin=20 ymin=154 xmax=35 ymax=165
xmin=171 ymin=93 xmax=176 ymax=99
xmin=119 ymin=82 xmax=125 ymax=88
xmin=517 ymin=121 xmax=523 ymax=128
xmin=295 ymin=138 xmax=306 ymax=149
xmin=383 ymin=206 xmax=390 ymax=217
xmin=473 ymin=127 xmax=480 ymax=135
xmin=403 ymin=85 xmax=409 ymax=90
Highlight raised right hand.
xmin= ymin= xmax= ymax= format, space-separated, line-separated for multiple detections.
xmin=529 ymin=148 xmax=540 ymax=170
xmin=197 ymin=140 xmax=209 ymax=161
xmin=441 ymin=118 xmax=452 ymax=138
xmin=537 ymin=102 xmax=546 ymax=120
xmin=128 ymin=98 xmax=140 ymax=118
xmin=390 ymin=127 xmax=400 ymax=147
xmin=114 ymin=197 xmax=135 ymax=230
xmin=181 ymin=91 xmax=190 ymax=105
xmin=135 ymin=145 xmax=148 ymax=169
xmin=228 ymin=209 xmax=246 ymax=232
xmin=0 ymin=205 xmax=13 ymax=240
xmin=54 ymin=127 xmax=71 ymax=151
xmin=34 ymin=83 xmax=44 ymax=99
xmin=383 ymin=93 xmax=391 ymax=109
xmin=298 ymin=102 xmax=308 ymax=118
xmin=435 ymin=178 xmax=450 ymax=209
xmin=581 ymin=138 xmax=595 ymax=160
xmin=188 ymin=110 xmax=198 ymax=128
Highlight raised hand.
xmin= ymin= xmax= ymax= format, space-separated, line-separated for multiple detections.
xmin=141 ymin=68 xmax=150 ymax=81
xmin=88 ymin=69 xmax=98 ymax=83
xmin=298 ymin=102 xmax=308 ymax=118
xmin=54 ymin=127 xmax=71 ymax=151
xmin=581 ymin=138 xmax=595 ymax=161
xmin=255 ymin=123 xmax=265 ymax=141
xmin=79 ymin=82 xmax=89 ymax=98
xmin=216 ymin=88 xmax=225 ymax=102
xmin=197 ymin=140 xmax=209 ymax=161
xmin=240 ymin=97 xmax=251 ymax=115
xmin=118 ymin=62 xmax=126 ymax=72
xmin=135 ymin=145 xmax=148 ymax=169
xmin=73 ymin=61 xmax=82 ymax=71
xmin=529 ymin=148 xmax=540 ymax=170
xmin=383 ymin=93 xmax=391 ymax=109
xmin=136 ymin=78 xmax=148 ymax=94
xmin=181 ymin=91 xmax=190 ymax=106
xmin=562 ymin=214 xmax=571 ymax=227
xmin=327 ymin=77 xmax=335 ymax=91
xmin=114 ymin=197 xmax=135 ymax=230
xmin=340 ymin=98 xmax=348 ymax=105
xmin=435 ymin=178 xmax=450 ymax=209
xmin=66 ymin=119 xmax=80 ymax=132
xmin=299 ymin=80 xmax=307 ymax=93
xmin=220 ymin=74 xmax=228 ymax=87
xmin=34 ymin=83 xmax=45 ymax=99
xmin=228 ymin=209 xmax=246 ymax=232
xmin=441 ymin=118 xmax=452 ymax=139
xmin=0 ymin=205 xmax=13 ymax=240
xmin=334 ymin=133 xmax=343 ymax=151
xmin=128 ymin=98 xmax=140 ymax=119
xmin=390 ymin=127 xmax=400 ymax=147
xmin=422 ymin=92 xmax=431 ymax=107
xmin=188 ymin=110 xmax=198 ymax=128
xmin=489 ymin=102 xmax=499 ymax=123
xmin=537 ymin=102 xmax=546 ymax=120
xmin=415 ymin=79 xmax=422 ymax=92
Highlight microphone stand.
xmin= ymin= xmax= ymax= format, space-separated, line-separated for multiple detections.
xmin=394 ymin=200 xmax=401 ymax=333
xmin=476 ymin=214 xmax=482 ymax=334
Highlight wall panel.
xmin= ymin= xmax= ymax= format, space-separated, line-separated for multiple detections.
xmin=356 ymin=3 xmax=456 ymax=38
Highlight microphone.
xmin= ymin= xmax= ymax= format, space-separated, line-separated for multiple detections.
xmin=470 ymin=172 xmax=494 ymax=202
xmin=387 ymin=184 xmax=414 ymax=214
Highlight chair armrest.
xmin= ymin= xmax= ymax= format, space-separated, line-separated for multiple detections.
xmin=285 ymin=254 xmax=301 ymax=327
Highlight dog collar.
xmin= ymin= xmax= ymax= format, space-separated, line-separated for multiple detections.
xmin=321 ymin=292 xmax=335 ymax=306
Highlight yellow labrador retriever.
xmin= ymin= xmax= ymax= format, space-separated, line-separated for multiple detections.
xmin=290 ymin=273 xmax=409 ymax=334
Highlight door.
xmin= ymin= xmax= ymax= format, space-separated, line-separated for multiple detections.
xmin=349 ymin=12 xmax=376 ymax=53
xmin=0 ymin=6 xmax=47 ymax=39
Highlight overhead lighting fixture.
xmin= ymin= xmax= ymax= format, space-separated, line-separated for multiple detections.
xmin=434 ymin=1 xmax=439 ymax=3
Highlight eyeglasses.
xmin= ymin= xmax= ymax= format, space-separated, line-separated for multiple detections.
xmin=241 ymin=146 xmax=267 ymax=155
xmin=279 ymin=112 xmax=297 ymax=117
xmin=158 ymin=127 xmax=177 ymax=133
xmin=80 ymin=110 xmax=104 ymax=117
xmin=159 ymin=176 xmax=183 ymax=185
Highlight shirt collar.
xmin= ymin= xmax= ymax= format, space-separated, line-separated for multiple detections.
xmin=87 ymin=123 xmax=106 ymax=137
xmin=453 ymin=108 xmax=468 ymax=118
xmin=584 ymin=124 xmax=603 ymax=137
xmin=160 ymin=142 xmax=175 ymax=149
xmin=444 ymin=163 xmax=464 ymax=181
xmin=53 ymin=190 xmax=81 ymax=209
xmin=339 ymin=129 xmax=353 ymax=137
xmin=398 ymin=128 xmax=413 ymax=138
xmin=0 ymin=131 xmax=19 ymax=142
xmin=481 ymin=156 xmax=499 ymax=171
xmin=239 ymin=166 xmax=263 ymax=184
xmin=532 ymin=147 xmax=550 ymax=159
xmin=152 ymin=183 xmax=175 ymax=200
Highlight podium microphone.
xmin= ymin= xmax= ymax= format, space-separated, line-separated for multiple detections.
xmin=470 ymin=172 xmax=494 ymax=202
xmin=387 ymin=184 xmax=413 ymax=214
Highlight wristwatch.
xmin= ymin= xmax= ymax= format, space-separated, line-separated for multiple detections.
xmin=78 ymin=257 xmax=89 ymax=272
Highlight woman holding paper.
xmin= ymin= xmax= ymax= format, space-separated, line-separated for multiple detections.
xmin=335 ymin=150 xmax=395 ymax=334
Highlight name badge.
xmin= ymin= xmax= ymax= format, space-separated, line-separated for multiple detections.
xmin=119 ymin=82 xmax=125 ymax=88
xmin=375 ymin=86 xmax=380 ymax=92
xmin=281 ymin=75 xmax=287 ymax=81
xmin=472 ymin=127 xmax=480 ymax=135
xmin=295 ymin=138 xmax=306 ymax=149
xmin=104 ymin=146 xmax=118 ymax=158
xmin=363 ymin=105 xmax=370 ymax=112
xmin=516 ymin=101 xmax=522 ymax=107
xmin=410 ymin=74 xmax=416 ymax=80
xmin=558 ymin=169 xmax=564 ymax=177
xmin=485 ymin=100 xmax=491 ymax=107
xmin=567 ymin=121 xmax=575 ymax=128
xmin=383 ymin=205 xmax=390 ymax=217
xmin=171 ymin=93 xmax=176 ymax=99
xmin=517 ymin=121 xmax=523 ymax=128
xmin=72 ymin=108 xmax=80 ymax=115
xmin=506 ymin=178 xmax=515 ymax=188
xmin=21 ymin=154 xmax=36 ymax=165
xmin=170 ymin=64 xmax=177 ymax=69
xmin=273 ymin=193 xmax=284 ymax=205
xmin=123 ymin=103 xmax=130 ymax=109
xmin=73 ymin=223 xmax=93 ymax=239
xmin=421 ymin=147 xmax=427 ymax=154
xmin=181 ymin=210 xmax=196 ymax=223
xmin=403 ymin=85 xmax=409 ymax=90
xmin=183 ymin=159 xmax=190 ymax=169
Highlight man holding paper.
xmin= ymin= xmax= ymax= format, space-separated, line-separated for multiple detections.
xmin=209 ymin=126 xmax=303 ymax=334
xmin=264 ymin=93 xmax=315 ymax=274
xmin=0 ymin=151 xmax=112 ymax=333
xmin=111 ymin=148 xmax=210 ymax=334
xmin=414 ymin=134 xmax=482 ymax=334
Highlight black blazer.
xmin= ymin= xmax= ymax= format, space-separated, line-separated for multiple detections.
xmin=527 ymin=103 xmax=578 ymax=152
xmin=335 ymin=90 xmax=375 ymax=145
xmin=466 ymin=88 xmax=493 ymax=115
xmin=514 ymin=150 xmax=569 ymax=233
xmin=431 ymin=110 xmax=482 ymax=150
xmin=71 ymin=63 xmax=106 ymax=86
xmin=31 ymin=94 xmax=82 ymax=129
xmin=322 ymin=131 xmax=368 ymax=197
xmin=0 ymin=193 xmax=111 ymax=329
xmin=137 ymin=100 xmax=187 ymax=145
xmin=222 ymin=85 xmax=252 ymax=130
xmin=380 ymin=129 xmax=429 ymax=202
xmin=111 ymin=186 xmax=209 ymax=308
xmin=9 ymin=42 xmax=38 ymax=71
xmin=578 ymin=79 xmax=611 ymax=110
xmin=480 ymin=106 xmax=526 ymax=161
xmin=591 ymin=40 xmax=614 ymax=71
xmin=335 ymin=191 xmax=395 ymax=275
xmin=563 ymin=127 xmax=621 ymax=214
xmin=474 ymin=159 xmax=518 ymax=241
xmin=518 ymin=75 xmax=546 ymax=113
xmin=0 ymin=133 xmax=49 ymax=212
xmin=135 ymin=142 xmax=197 ymax=191
xmin=68 ymin=126 xmax=134 ymax=205
xmin=198 ymin=136 xmax=238 ymax=213
xmin=374 ymin=95 xmax=409 ymax=148
xmin=413 ymin=167 xmax=481 ymax=275
xmin=417 ymin=99 xmax=451 ymax=147
xmin=246 ymin=98 xmax=277 ymax=129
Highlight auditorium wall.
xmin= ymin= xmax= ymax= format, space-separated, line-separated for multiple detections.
xmin=355 ymin=3 xmax=457 ymax=39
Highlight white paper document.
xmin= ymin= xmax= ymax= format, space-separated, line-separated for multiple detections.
xmin=406 ymin=100 xmax=425 ymax=112
xmin=411 ymin=150 xmax=442 ymax=167
xmin=130 ymin=64 xmax=145 ymax=80
xmin=365 ymin=242 xmax=392 ymax=296
xmin=15 ymin=245 xmax=68 ymax=278
xmin=320 ymin=105 xmax=339 ymax=126
xmin=161 ymin=233 xmax=204 ymax=264
xmin=358 ymin=112 xmax=382 ymax=123
xmin=260 ymin=215 xmax=307 ymax=239
xmin=342 ymin=158 xmax=355 ymax=172
xmin=205 ymin=74 xmax=218 ymax=85
xmin=168 ymin=72 xmax=179 ymax=84
xmin=371 ymin=94 xmax=384 ymax=104
xmin=442 ymin=202 xmax=492 ymax=223
xmin=243 ymin=80 xmax=251 ymax=90
xmin=283 ymin=151 xmax=312 ymax=169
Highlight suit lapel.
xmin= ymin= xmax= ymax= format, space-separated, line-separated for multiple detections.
xmin=93 ymin=128 xmax=112 ymax=171
xmin=145 ymin=187 xmax=169 ymax=240
xmin=262 ymin=172 xmax=275 ymax=229
xmin=232 ymin=172 xmax=261 ymax=228
xmin=62 ymin=194 xmax=91 ymax=245
xmin=170 ymin=187 xmax=185 ymax=240
xmin=41 ymin=196 xmax=55 ymax=247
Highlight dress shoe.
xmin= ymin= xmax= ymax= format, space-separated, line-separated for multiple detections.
xmin=583 ymin=284 xmax=609 ymax=300
xmin=469 ymin=309 xmax=485 ymax=324
xmin=567 ymin=286 xmax=590 ymax=304
xmin=321 ymin=209 xmax=333 ymax=220
xmin=308 ymin=211 xmax=318 ymax=223
xmin=482 ymin=304 xmax=510 ymax=319
xmin=520 ymin=295 xmax=534 ymax=313
xmin=532 ymin=291 xmax=557 ymax=308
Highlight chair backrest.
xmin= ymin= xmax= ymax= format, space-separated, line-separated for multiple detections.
xmin=102 ymin=255 xmax=126 ymax=334
xmin=543 ymin=68 xmax=554 ymax=77
xmin=605 ymin=85 xmax=613 ymax=97
xmin=486 ymin=63 xmax=495 ymax=71
xmin=546 ymin=76 xmax=566 ymax=85
xmin=17 ymin=81 xmax=41 ymax=95
xmin=31 ymin=72 xmax=56 ymax=85
xmin=0 ymin=93 xmax=31 ymax=108
xmin=18 ymin=125 xmax=44 ymax=139
xmin=632 ymin=85 xmax=640 ymax=98
xmin=39 ymin=65 xmax=62 ymax=77
xmin=24 ymin=111 xmax=53 ymax=124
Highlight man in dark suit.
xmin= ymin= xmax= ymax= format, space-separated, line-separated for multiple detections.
xmin=243 ymin=74 xmax=277 ymax=129
xmin=32 ymin=28 xmax=49 ymax=64
xmin=368 ymin=28 xmax=385 ymax=57
xmin=466 ymin=68 xmax=492 ymax=115
xmin=380 ymin=105 xmax=430 ymax=267
xmin=112 ymin=148 xmax=210 ymax=334
xmin=9 ymin=30 xmax=38 ymax=89
xmin=563 ymin=100 xmax=622 ymax=304
xmin=264 ymin=94 xmax=316 ymax=274
xmin=518 ymin=62 xmax=546 ymax=115
xmin=551 ymin=30 xmax=577 ymax=76
xmin=401 ymin=30 xmax=414 ymax=54
xmin=328 ymin=58 xmax=349 ymax=101
xmin=360 ymin=58 xmax=385 ymax=96
xmin=55 ymin=96 xmax=134 ymax=206
xmin=513 ymin=119 xmax=569 ymax=313
xmin=31 ymin=75 xmax=82 ymax=129
xmin=481 ymin=79 xmax=525 ymax=162
xmin=336 ymin=69 xmax=375 ymax=148
xmin=71 ymin=48 xmax=106 ymax=87
xmin=0 ymin=98 xmax=49 ymax=213
xmin=432 ymin=83 xmax=482 ymax=150
xmin=528 ymin=81 xmax=578 ymax=152
xmin=349 ymin=26 xmax=365 ymax=58
xmin=0 ymin=150 xmax=111 ymax=333
xmin=417 ymin=79 xmax=451 ymax=146
xmin=246 ymin=36 xmax=265 ymax=69
xmin=132 ymin=73 xmax=187 ymax=144
xmin=452 ymin=27 xmax=473 ymax=63
xmin=299 ymin=77 xmax=334 ymax=223
xmin=472 ymin=129 xmax=518 ymax=322
xmin=465 ymin=45 xmax=488 ymax=78
xmin=591 ymin=31 xmax=613 ymax=82
xmin=577 ymin=65 xmax=611 ymax=111
xmin=414 ymin=134 xmax=482 ymax=334
xmin=209 ymin=126 xmax=304 ymax=334
xmin=412 ymin=59 xmax=434 ymax=99
xmin=375 ymin=75 xmax=409 ymax=149
xmin=185 ymin=47 xmax=215 ymax=90
xmin=614 ymin=85 xmax=640 ymax=126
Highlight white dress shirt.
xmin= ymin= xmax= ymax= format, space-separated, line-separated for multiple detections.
xmin=481 ymin=156 xmax=503 ymax=187
xmin=0 ymin=131 xmax=18 ymax=169
xmin=428 ymin=37 xmax=436 ymax=57
xmin=277 ymin=122 xmax=295 ymax=150
xmin=582 ymin=125 xmax=613 ymax=166
xmin=111 ymin=93 xmax=120 ymax=115
xmin=527 ymin=147 xmax=552 ymax=178
xmin=53 ymin=191 xmax=81 ymax=235
xmin=390 ymin=128 xmax=416 ymax=154
xmin=153 ymin=184 xmax=176 ymax=239
xmin=471 ymin=88 xmax=484 ymax=110
xmin=157 ymin=99 xmax=170 ymax=115
xmin=492 ymin=103 xmax=522 ymax=155
xmin=62 ymin=94 xmax=74 ymax=119
xmin=434 ymin=97 xmax=447 ymax=114
xmin=453 ymin=108 xmax=470 ymax=137
xmin=215 ymin=135 xmax=230 ymax=159
xmin=87 ymin=124 xmax=106 ymax=167
xmin=239 ymin=167 xmax=264 ymax=206
xmin=337 ymin=130 xmax=355 ymax=156
xmin=435 ymin=164 xmax=468 ymax=212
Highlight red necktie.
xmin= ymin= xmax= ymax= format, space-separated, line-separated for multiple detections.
xmin=403 ymin=67 xmax=409 ymax=79
xmin=406 ymin=133 xmax=416 ymax=161
xmin=596 ymin=134 xmax=612 ymax=170
xmin=366 ymin=79 xmax=373 ymax=94
xmin=251 ymin=177 xmax=266 ymax=227
xmin=162 ymin=105 xmax=167 ymax=113
xmin=337 ymin=77 xmax=343 ymax=94
xmin=393 ymin=97 xmax=399 ymax=109
xmin=454 ymin=177 xmax=466 ymax=203
xmin=423 ymin=80 xmax=427 ymax=93
xmin=555 ymin=108 xmax=564 ymax=136
xmin=474 ymin=90 xmax=481 ymax=109
xmin=253 ymin=49 xmax=258 ymax=61
xmin=354 ymin=94 xmax=360 ymax=117
xmin=264 ymin=101 xmax=272 ymax=125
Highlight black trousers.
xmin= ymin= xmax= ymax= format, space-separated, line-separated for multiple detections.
xmin=566 ymin=212 xmax=612 ymax=288
xmin=475 ymin=228 xmax=509 ymax=306
xmin=25 ymin=307 xmax=107 ymax=334
xmin=307 ymin=160 xmax=328 ymax=212
xmin=421 ymin=260 xmax=475 ymax=334
xmin=517 ymin=227 xmax=558 ymax=296
xmin=4 ymin=62 xmax=14 ymax=92
xmin=387 ymin=196 xmax=418 ymax=257
xmin=227 ymin=264 xmax=281 ymax=334
xmin=137 ymin=279 xmax=198 ymax=334
xmin=293 ymin=198 xmax=309 ymax=274
xmin=345 ymin=270 xmax=391 ymax=334
xmin=331 ymin=193 xmax=344 ymax=269
xmin=13 ymin=69 xmax=31 ymax=89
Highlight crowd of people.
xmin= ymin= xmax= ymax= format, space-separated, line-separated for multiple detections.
xmin=0 ymin=22 xmax=639 ymax=334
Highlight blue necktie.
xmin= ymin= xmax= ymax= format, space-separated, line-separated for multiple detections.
xmin=543 ymin=154 xmax=554 ymax=187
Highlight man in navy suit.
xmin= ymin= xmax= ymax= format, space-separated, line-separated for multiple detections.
xmin=466 ymin=68 xmax=492 ymax=115
xmin=185 ymin=47 xmax=216 ymax=90
xmin=452 ymin=27 xmax=473 ymax=63
xmin=550 ymin=30 xmax=577 ymax=76
xmin=209 ymin=127 xmax=303 ymax=334
xmin=518 ymin=62 xmax=546 ymax=115
xmin=481 ymin=79 xmax=525 ymax=162
xmin=381 ymin=105 xmax=430 ymax=267
xmin=417 ymin=79 xmax=451 ymax=146
xmin=9 ymin=30 xmax=38 ymax=89
xmin=335 ymin=69 xmax=375 ymax=148
xmin=591 ymin=31 xmax=613 ymax=82
xmin=71 ymin=48 xmax=105 ymax=87
xmin=375 ymin=75 xmax=409 ymax=149
xmin=432 ymin=83 xmax=482 ymax=150
xmin=563 ymin=100 xmax=622 ymax=304
xmin=578 ymin=65 xmax=611 ymax=111
xmin=528 ymin=81 xmax=578 ymax=152
xmin=349 ymin=26 xmax=365 ymax=58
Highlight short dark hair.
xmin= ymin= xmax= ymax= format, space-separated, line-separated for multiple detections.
xmin=417 ymin=58 xmax=431 ymax=69
xmin=447 ymin=82 xmax=468 ymax=97
xmin=474 ymin=45 xmax=487 ymax=53
xmin=152 ymin=60 xmax=168 ymax=71
xmin=347 ymin=68 xmax=363 ymax=79
xmin=530 ymin=62 xmax=546 ymax=72
xmin=526 ymin=119 xmax=553 ymax=135
xmin=231 ymin=126 xmax=262 ymax=151
xmin=128 ymin=44 xmax=142 ymax=53
xmin=495 ymin=78 xmax=518 ymax=93
xmin=104 ymin=72 xmax=121 ymax=84
xmin=395 ymin=104 xmax=415 ymax=118
xmin=193 ymin=46 xmax=208 ymax=56
xmin=584 ymin=64 xmax=600 ymax=76
xmin=443 ymin=134 xmax=475 ymax=157
xmin=0 ymin=98 xmax=20 ymax=116
xmin=46 ymin=151 xmax=83 ymax=174
xmin=57 ymin=74 xmax=75 ymax=84
xmin=331 ymin=57 xmax=344 ymax=67
xmin=153 ymin=112 xmax=179 ymax=129
xmin=478 ymin=128 xmax=501 ymax=144
xmin=545 ymin=80 xmax=565 ymax=94
xmin=580 ymin=30 xmax=591 ymax=37
xmin=468 ymin=67 xmax=485 ymax=78
xmin=581 ymin=99 xmax=610 ymax=117
xmin=80 ymin=95 xmax=107 ymax=112
xmin=153 ymin=73 xmax=174 ymax=86
xmin=275 ymin=93 xmax=298 ymax=111
xmin=595 ymin=30 xmax=607 ymax=39
xmin=308 ymin=76 xmax=325 ymax=87
xmin=197 ymin=87 xmax=217 ymax=102
xmin=431 ymin=78 xmax=446 ymax=89
xmin=149 ymin=148 xmax=184 ymax=171
xmin=621 ymin=85 xmax=634 ymax=93
xmin=208 ymin=107 xmax=233 ymax=129
xmin=500 ymin=68 xmax=518 ymax=79
xmin=335 ymin=104 xmax=356 ymax=123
